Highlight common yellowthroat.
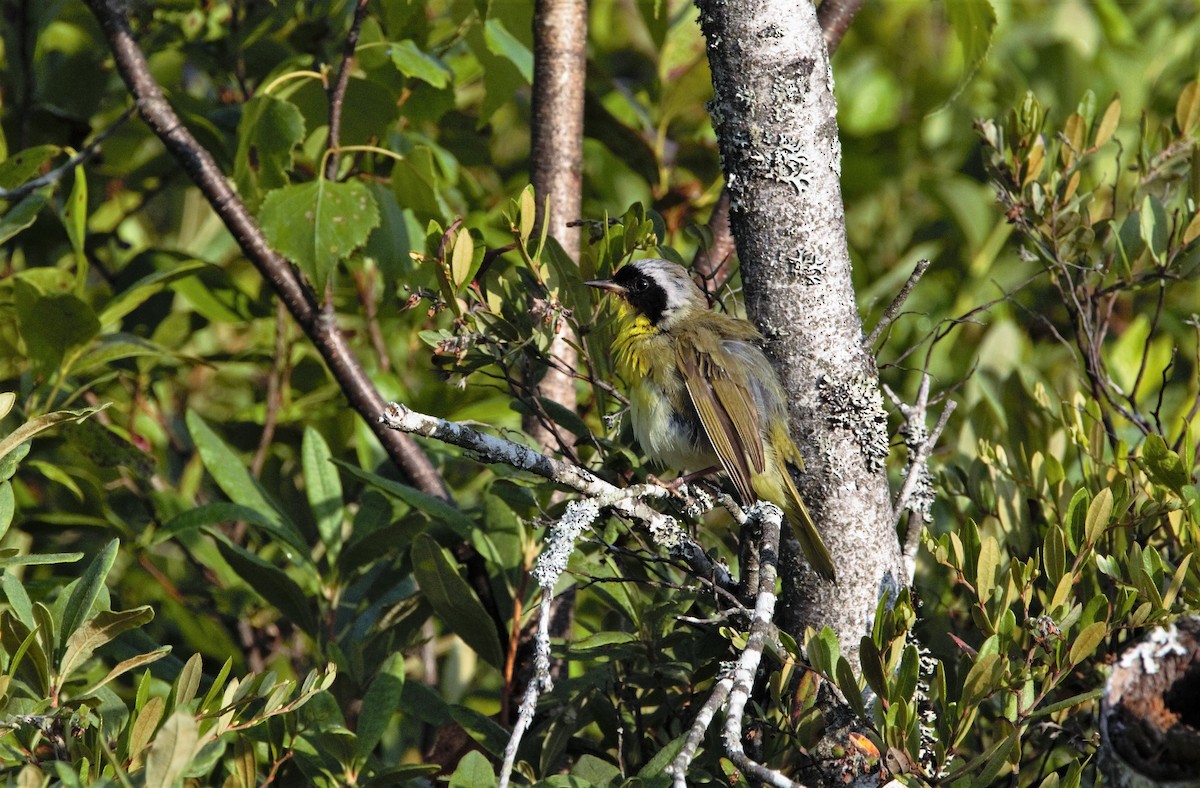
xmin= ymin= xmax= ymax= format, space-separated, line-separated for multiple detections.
xmin=587 ymin=259 xmax=836 ymax=581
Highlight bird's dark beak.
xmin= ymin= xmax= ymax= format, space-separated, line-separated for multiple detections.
xmin=585 ymin=279 xmax=626 ymax=295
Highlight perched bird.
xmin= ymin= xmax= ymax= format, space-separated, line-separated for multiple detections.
xmin=586 ymin=258 xmax=836 ymax=581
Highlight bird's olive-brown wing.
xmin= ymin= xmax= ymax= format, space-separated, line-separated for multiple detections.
xmin=676 ymin=339 xmax=765 ymax=505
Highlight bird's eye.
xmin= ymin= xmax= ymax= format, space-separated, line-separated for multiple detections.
xmin=629 ymin=277 xmax=649 ymax=293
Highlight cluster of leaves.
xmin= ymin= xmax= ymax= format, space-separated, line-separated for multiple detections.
xmin=835 ymin=88 xmax=1200 ymax=785
xmin=0 ymin=397 xmax=334 ymax=785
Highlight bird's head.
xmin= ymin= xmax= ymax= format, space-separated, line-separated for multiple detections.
xmin=585 ymin=258 xmax=707 ymax=329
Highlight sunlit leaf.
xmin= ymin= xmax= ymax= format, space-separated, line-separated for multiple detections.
xmin=390 ymin=40 xmax=452 ymax=88
xmin=260 ymin=179 xmax=380 ymax=293
xmin=145 ymin=710 xmax=199 ymax=788
xmin=483 ymin=18 xmax=532 ymax=82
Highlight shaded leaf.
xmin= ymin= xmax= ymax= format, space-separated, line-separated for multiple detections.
xmin=356 ymin=653 xmax=405 ymax=759
xmin=0 ymin=190 xmax=49 ymax=245
xmin=411 ymin=534 xmax=504 ymax=669
xmin=213 ymin=534 xmax=317 ymax=636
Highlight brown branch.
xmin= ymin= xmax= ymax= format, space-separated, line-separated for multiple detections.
xmin=84 ymin=0 xmax=449 ymax=500
xmin=252 ymin=299 xmax=291 ymax=478
xmin=691 ymin=189 xmax=736 ymax=298
xmin=816 ymin=0 xmax=865 ymax=54
xmin=528 ymin=0 xmax=587 ymax=453
xmin=325 ymin=0 xmax=371 ymax=180
xmin=0 ymin=106 xmax=135 ymax=202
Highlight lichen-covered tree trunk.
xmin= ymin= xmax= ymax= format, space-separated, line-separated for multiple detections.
xmin=696 ymin=0 xmax=902 ymax=655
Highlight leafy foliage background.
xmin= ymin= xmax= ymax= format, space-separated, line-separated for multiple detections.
xmin=1 ymin=0 xmax=1199 ymax=785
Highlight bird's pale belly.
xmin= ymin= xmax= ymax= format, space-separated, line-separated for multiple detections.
xmin=628 ymin=378 xmax=719 ymax=471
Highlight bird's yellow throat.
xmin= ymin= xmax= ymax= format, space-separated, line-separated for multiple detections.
xmin=610 ymin=307 xmax=660 ymax=381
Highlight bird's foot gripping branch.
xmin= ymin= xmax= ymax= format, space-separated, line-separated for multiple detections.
xmin=380 ymin=402 xmax=824 ymax=784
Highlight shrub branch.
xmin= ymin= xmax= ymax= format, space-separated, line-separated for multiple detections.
xmin=82 ymin=0 xmax=448 ymax=499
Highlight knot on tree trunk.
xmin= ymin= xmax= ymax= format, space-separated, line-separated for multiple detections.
xmin=1101 ymin=617 xmax=1200 ymax=786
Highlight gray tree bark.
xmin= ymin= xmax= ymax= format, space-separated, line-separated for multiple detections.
xmin=695 ymin=0 xmax=903 ymax=657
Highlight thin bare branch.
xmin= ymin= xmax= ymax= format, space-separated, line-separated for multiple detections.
xmin=325 ymin=0 xmax=371 ymax=180
xmin=865 ymin=258 xmax=931 ymax=347
xmin=0 ymin=107 xmax=135 ymax=202
xmin=721 ymin=505 xmax=806 ymax=788
xmin=83 ymin=0 xmax=448 ymax=499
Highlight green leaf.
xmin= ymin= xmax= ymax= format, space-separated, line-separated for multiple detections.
xmin=81 ymin=645 xmax=170 ymax=698
xmin=858 ymin=637 xmax=888 ymax=702
xmin=976 ymin=533 xmax=1000 ymax=604
xmin=59 ymin=538 xmax=119 ymax=655
xmin=61 ymin=165 xmax=87 ymax=265
xmin=961 ymin=653 xmax=1001 ymax=707
xmin=185 ymin=411 xmax=305 ymax=549
xmin=411 ymin=534 xmax=504 ymax=669
xmin=144 ymin=710 xmax=199 ymax=788
xmin=302 ymin=427 xmax=344 ymax=555
xmin=13 ymin=278 xmax=100 ymax=373
xmin=176 ymin=653 xmax=204 ymax=707
xmin=334 ymin=461 xmax=478 ymax=541
xmin=572 ymin=754 xmax=621 ymax=785
xmin=837 ymin=656 xmax=866 ymax=718
xmin=98 ymin=258 xmax=209 ymax=326
xmin=969 ymin=725 xmax=1019 ymax=788
xmin=1085 ymin=487 xmax=1114 ymax=545
xmin=1068 ymin=621 xmax=1107 ymax=666
xmin=448 ymin=750 xmax=496 ymax=788
xmin=449 ymin=226 xmax=475 ymax=290
xmin=0 ymin=480 xmax=12 ymax=541
xmin=59 ymin=605 xmax=155 ymax=681
xmin=483 ymin=18 xmax=532 ymax=82
xmin=1143 ymin=434 xmax=1190 ymax=492
xmin=1043 ymin=525 xmax=1066 ymax=585
xmin=1177 ymin=80 xmax=1200 ymax=134
xmin=1139 ymin=195 xmax=1169 ymax=262
xmin=213 ymin=534 xmax=318 ymax=636
xmin=159 ymin=502 xmax=307 ymax=556
xmin=259 ymin=179 xmax=380 ymax=293
xmin=636 ymin=733 xmax=686 ymax=779
xmin=129 ymin=695 xmax=166 ymax=767
xmin=449 ymin=705 xmax=509 ymax=757
xmin=390 ymin=40 xmax=452 ymax=88
xmin=945 ymin=0 xmax=997 ymax=81
xmin=355 ymin=653 xmax=405 ymax=759
xmin=0 ymin=145 xmax=60 ymax=188
xmin=806 ymin=626 xmax=840 ymax=677
xmin=0 ymin=551 xmax=85 ymax=570
xmin=0 ymin=403 xmax=109 ymax=467
xmin=1 ymin=570 xmax=34 ymax=628
xmin=234 ymin=95 xmax=306 ymax=208
xmin=0 ymin=190 xmax=49 ymax=245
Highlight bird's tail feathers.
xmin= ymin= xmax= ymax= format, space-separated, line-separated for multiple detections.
xmin=779 ymin=473 xmax=836 ymax=582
